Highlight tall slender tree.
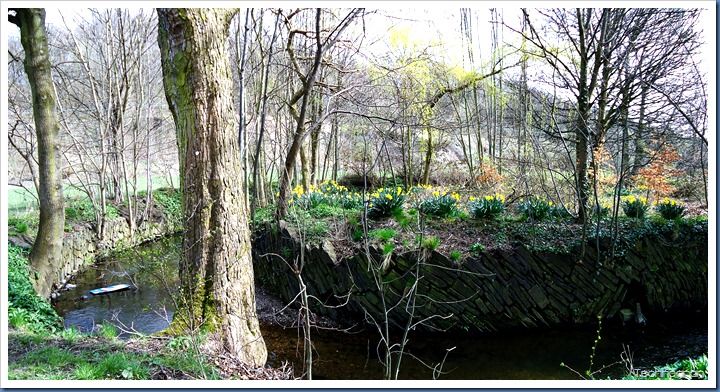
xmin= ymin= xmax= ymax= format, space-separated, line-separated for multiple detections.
xmin=8 ymin=8 xmax=65 ymax=299
xmin=157 ymin=8 xmax=267 ymax=366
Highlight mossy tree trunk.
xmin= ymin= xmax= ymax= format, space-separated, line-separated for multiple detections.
xmin=9 ymin=8 xmax=65 ymax=299
xmin=157 ymin=8 xmax=267 ymax=366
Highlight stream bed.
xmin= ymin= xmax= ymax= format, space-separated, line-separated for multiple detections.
xmin=52 ymin=238 xmax=708 ymax=380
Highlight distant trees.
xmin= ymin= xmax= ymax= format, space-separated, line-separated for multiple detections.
xmin=8 ymin=8 xmax=65 ymax=299
xmin=516 ymin=8 xmax=705 ymax=222
xmin=274 ymin=8 xmax=364 ymax=220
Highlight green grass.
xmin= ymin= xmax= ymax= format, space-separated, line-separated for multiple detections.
xmin=7 ymin=328 xmax=220 ymax=380
xmin=369 ymin=228 xmax=397 ymax=242
xmin=8 ymin=174 xmax=179 ymax=217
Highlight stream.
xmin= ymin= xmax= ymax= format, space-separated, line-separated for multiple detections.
xmin=52 ymin=238 xmax=708 ymax=380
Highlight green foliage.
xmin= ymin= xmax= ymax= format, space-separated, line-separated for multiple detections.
xmin=8 ymin=244 xmax=62 ymax=333
xmin=294 ymin=190 xmax=328 ymax=209
xmin=351 ymin=229 xmax=364 ymax=242
xmin=367 ymin=187 xmax=406 ymax=219
xmin=96 ymin=322 xmax=118 ymax=339
xmin=468 ymin=194 xmax=505 ymax=219
xmin=308 ymin=203 xmax=346 ymax=219
xmin=105 ymin=204 xmax=120 ymax=220
xmin=252 ymin=205 xmax=275 ymax=226
xmin=655 ymin=197 xmax=686 ymax=220
xmin=392 ymin=207 xmax=414 ymax=229
xmin=65 ymin=197 xmax=96 ymax=222
xmin=621 ymin=195 xmax=648 ymax=218
xmin=369 ymin=228 xmax=397 ymax=242
xmin=517 ymin=196 xmax=553 ymax=221
xmin=550 ymin=205 xmax=573 ymax=220
xmin=622 ymin=354 xmax=708 ymax=380
xmin=419 ymin=191 xmax=459 ymax=218
xmin=8 ymin=217 xmax=29 ymax=234
xmin=449 ymin=249 xmax=462 ymax=262
xmin=9 ymin=327 xmax=222 ymax=380
xmin=591 ymin=203 xmax=611 ymax=218
xmin=59 ymin=327 xmax=84 ymax=344
xmin=154 ymin=189 xmax=182 ymax=224
xmin=382 ymin=243 xmax=394 ymax=255
xmin=336 ymin=191 xmax=364 ymax=210
xmin=469 ymin=242 xmax=485 ymax=256
xmin=422 ymin=236 xmax=440 ymax=251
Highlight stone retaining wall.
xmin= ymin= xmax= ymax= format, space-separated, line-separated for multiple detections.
xmin=252 ymin=221 xmax=708 ymax=332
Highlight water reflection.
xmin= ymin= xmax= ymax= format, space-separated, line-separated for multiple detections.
xmin=52 ymin=238 xmax=179 ymax=336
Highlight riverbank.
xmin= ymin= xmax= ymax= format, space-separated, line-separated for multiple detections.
xmin=6 ymin=326 xmax=293 ymax=380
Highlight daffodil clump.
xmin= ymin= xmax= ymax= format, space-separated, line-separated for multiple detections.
xmin=419 ymin=189 xmax=461 ymax=218
xmin=467 ymin=193 xmax=505 ymax=220
xmin=621 ymin=195 xmax=648 ymax=218
xmin=290 ymin=180 xmax=363 ymax=210
xmin=517 ymin=196 xmax=553 ymax=221
xmin=367 ymin=186 xmax=406 ymax=219
xmin=655 ymin=197 xmax=685 ymax=220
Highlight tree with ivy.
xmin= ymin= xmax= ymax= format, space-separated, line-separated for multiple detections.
xmin=157 ymin=8 xmax=267 ymax=366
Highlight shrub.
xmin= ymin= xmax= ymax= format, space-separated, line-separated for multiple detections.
xmin=517 ymin=196 xmax=552 ymax=221
xmin=96 ymin=322 xmax=118 ymax=339
xmin=15 ymin=221 xmax=29 ymax=233
xmin=367 ymin=187 xmax=406 ymax=219
xmin=316 ymin=179 xmax=349 ymax=196
xmin=419 ymin=191 xmax=460 ymax=218
xmin=621 ymin=195 xmax=648 ymax=218
xmin=655 ymin=197 xmax=685 ymax=220
xmin=467 ymin=194 xmax=505 ymax=219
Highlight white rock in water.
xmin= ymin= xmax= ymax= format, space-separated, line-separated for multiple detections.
xmin=65 ymin=283 xmax=77 ymax=290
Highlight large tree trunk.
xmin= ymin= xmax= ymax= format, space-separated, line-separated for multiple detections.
xmin=9 ymin=8 xmax=65 ymax=299
xmin=157 ymin=8 xmax=267 ymax=366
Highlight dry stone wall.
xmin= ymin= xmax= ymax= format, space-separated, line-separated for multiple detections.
xmin=252 ymin=220 xmax=708 ymax=333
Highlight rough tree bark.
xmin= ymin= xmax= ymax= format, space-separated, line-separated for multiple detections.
xmin=157 ymin=8 xmax=267 ymax=366
xmin=9 ymin=8 xmax=65 ymax=299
